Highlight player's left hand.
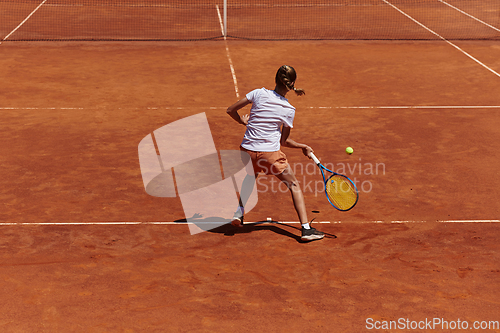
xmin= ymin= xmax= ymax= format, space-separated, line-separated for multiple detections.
xmin=241 ymin=114 xmax=249 ymax=125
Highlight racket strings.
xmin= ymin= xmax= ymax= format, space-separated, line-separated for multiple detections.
xmin=326 ymin=175 xmax=358 ymax=210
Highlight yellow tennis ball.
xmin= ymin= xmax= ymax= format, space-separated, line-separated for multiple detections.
xmin=346 ymin=147 xmax=354 ymax=155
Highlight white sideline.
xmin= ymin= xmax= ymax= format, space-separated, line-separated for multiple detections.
xmin=383 ymin=0 xmax=500 ymax=79
xmin=216 ymin=4 xmax=240 ymax=99
xmin=0 ymin=220 xmax=498 ymax=226
xmin=1 ymin=0 xmax=48 ymax=44
xmin=438 ymin=0 xmax=500 ymax=33
xmin=2 ymin=106 xmax=500 ymax=111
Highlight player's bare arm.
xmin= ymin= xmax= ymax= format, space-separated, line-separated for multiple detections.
xmin=280 ymin=125 xmax=313 ymax=157
xmin=226 ymin=97 xmax=251 ymax=125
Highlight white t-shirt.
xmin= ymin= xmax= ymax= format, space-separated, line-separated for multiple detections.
xmin=241 ymin=88 xmax=295 ymax=152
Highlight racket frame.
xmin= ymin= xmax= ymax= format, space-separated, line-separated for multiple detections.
xmin=309 ymin=152 xmax=359 ymax=211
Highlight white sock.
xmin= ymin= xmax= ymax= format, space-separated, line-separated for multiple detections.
xmin=301 ymin=223 xmax=311 ymax=230
xmin=233 ymin=206 xmax=244 ymax=218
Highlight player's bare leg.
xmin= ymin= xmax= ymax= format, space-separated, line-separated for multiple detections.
xmin=276 ymin=165 xmax=324 ymax=241
xmin=231 ymin=173 xmax=258 ymax=227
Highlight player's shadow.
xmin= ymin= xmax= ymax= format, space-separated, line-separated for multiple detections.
xmin=209 ymin=221 xmax=337 ymax=243
xmin=173 ymin=217 xmax=336 ymax=243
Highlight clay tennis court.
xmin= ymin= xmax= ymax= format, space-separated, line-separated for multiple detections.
xmin=1 ymin=1 xmax=500 ymax=331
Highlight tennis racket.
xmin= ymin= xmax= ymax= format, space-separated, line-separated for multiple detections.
xmin=309 ymin=152 xmax=359 ymax=211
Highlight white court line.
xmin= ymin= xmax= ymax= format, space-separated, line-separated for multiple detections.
xmin=216 ymin=4 xmax=240 ymax=99
xmin=2 ymin=106 xmax=500 ymax=111
xmin=441 ymin=220 xmax=500 ymax=223
xmin=1 ymin=0 xmax=48 ymax=44
xmin=0 ymin=107 xmax=86 ymax=110
xmin=0 ymin=221 xmax=316 ymax=226
xmin=0 ymin=220 xmax=498 ymax=226
xmin=314 ymin=105 xmax=500 ymax=109
xmin=383 ymin=0 xmax=500 ymax=79
xmin=438 ymin=0 xmax=500 ymax=33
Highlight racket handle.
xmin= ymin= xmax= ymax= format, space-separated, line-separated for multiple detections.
xmin=309 ymin=152 xmax=321 ymax=165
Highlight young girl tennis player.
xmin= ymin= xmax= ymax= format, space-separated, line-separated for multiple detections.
xmin=226 ymin=65 xmax=324 ymax=241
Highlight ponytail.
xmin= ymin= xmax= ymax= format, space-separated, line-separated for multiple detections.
xmin=292 ymin=87 xmax=306 ymax=96
xmin=275 ymin=65 xmax=305 ymax=96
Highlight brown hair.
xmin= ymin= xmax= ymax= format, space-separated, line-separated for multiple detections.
xmin=275 ymin=65 xmax=305 ymax=96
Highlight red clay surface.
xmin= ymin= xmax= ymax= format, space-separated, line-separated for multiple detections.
xmin=1 ymin=40 xmax=500 ymax=331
